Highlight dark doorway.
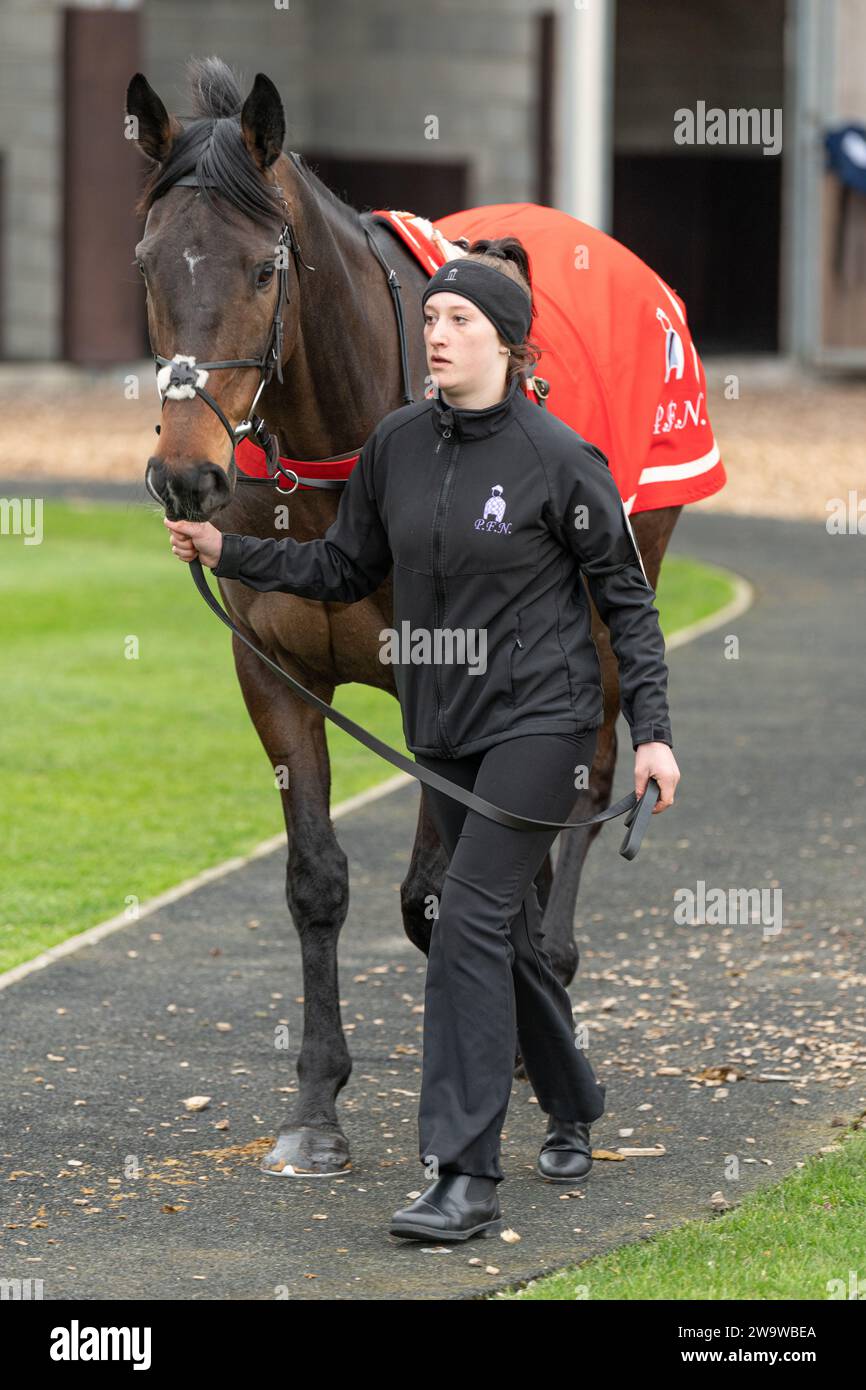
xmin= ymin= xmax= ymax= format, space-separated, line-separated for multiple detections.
xmin=613 ymin=154 xmax=781 ymax=352
xmin=300 ymin=153 xmax=469 ymax=222
xmin=612 ymin=0 xmax=786 ymax=353
xmin=63 ymin=6 xmax=147 ymax=363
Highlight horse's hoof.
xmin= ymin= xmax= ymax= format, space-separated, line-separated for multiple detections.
xmin=260 ymin=1125 xmax=351 ymax=1177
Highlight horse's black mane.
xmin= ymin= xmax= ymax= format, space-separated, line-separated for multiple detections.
xmin=138 ymin=56 xmax=361 ymax=233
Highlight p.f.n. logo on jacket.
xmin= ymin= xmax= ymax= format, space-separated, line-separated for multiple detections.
xmin=214 ymin=373 xmax=674 ymax=759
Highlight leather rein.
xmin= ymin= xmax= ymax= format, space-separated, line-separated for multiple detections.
xmin=152 ymin=156 xmax=660 ymax=856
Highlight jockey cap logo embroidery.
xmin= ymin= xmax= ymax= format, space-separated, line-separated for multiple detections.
xmin=474 ymin=484 xmax=512 ymax=534
xmin=656 ymin=308 xmax=685 ymax=383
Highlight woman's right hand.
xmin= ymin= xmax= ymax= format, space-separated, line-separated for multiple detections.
xmin=163 ymin=517 xmax=223 ymax=569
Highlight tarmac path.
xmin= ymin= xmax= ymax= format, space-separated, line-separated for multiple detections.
xmin=1 ymin=504 xmax=863 ymax=1299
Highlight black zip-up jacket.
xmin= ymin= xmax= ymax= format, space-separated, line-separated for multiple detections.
xmin=213 ymin=373 xmax=674 ymax=758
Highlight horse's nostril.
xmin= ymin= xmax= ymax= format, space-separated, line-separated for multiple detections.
xmin=197 ymin=462 xmax=231 ymax=516
xmin=145 ymin=459 xmax=168 ymax=507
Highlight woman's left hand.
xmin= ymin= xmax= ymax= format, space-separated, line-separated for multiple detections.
xmin=635 ymin=742 xmax=679 ymax=813
xmin=163 ymin=516 xmax=223 ymax=569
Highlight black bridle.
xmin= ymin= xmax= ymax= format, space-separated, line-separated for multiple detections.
xmin=151 ymin=167 xmax=311 ymax=487
xmin=151 ymin=152 xmax=415 ymax=494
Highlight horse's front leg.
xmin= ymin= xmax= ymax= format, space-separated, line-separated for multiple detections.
xmin=227 ymin=631 xmax=355 ymax=1176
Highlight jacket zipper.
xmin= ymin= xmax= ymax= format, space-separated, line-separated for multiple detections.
xmin=431 ymin=425 xmax=459 ymax=755
xmin=509 ymin=612 xmax=524 ymax=700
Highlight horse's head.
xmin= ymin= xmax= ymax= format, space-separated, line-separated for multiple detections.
xmin=127 ymin=58 xmax=302 ymax=521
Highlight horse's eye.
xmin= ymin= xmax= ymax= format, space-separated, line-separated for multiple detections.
xmin=257 ymin=264 xmax=275 ymax=288
xmin=137 ymin=261 xmax=147 ymax=278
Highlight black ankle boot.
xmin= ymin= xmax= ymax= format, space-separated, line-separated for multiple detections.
xmin=389 ymin=1172 xmax=503 ymax=1241
xmin=537 ymin=1083 xmax=606 ymax=1183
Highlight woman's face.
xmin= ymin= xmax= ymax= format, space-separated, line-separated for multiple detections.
xmin=423 ymin=291 xmax=504 ymax=397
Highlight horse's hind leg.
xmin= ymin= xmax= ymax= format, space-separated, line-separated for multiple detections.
xmin=400 ymin=787 xmax=450 ymax=957
xmin=229 ymin=633 xmax=355 ymax=1177
xmin=540 ymin=504 xmax=684 ymax=987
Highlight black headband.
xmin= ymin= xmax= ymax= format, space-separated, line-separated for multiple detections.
xmin=422 ymin=259 xmax=532 ymax=345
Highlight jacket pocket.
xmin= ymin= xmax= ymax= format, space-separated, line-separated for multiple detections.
xmin=507 ymin=610 xmax=525 ymax=704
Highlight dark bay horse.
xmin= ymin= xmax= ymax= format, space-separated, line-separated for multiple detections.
xmin=127 ymin=57 xmax=681 ymax=1177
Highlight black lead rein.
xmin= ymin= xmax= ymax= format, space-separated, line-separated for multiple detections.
xmin=189 ymin=559 xmax=659 ymax=858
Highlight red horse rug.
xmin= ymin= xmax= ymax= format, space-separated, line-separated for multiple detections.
xmin=238 ymin=201 xmax=725 ymax=517
xmin=392 ymin=201 xmax=725 ymax=516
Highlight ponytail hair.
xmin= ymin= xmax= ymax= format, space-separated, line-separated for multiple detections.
xmin=461 ymin=236 xmax=542 ymax=381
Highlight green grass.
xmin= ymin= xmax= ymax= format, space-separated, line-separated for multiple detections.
xmin=652 ymin=552 xmax=735 ymax=633
xmin=0 ymin=499 xmax=734 ymax=973
xmin=496 ymin=1122 xmax=866 ymax=1300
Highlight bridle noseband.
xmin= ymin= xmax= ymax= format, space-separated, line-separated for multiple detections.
xmin=152 ymin=160 xmax=315 ymax=492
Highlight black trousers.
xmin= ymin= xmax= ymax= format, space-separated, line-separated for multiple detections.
xmin=413 ymin=728 xmax=606 ymax=1184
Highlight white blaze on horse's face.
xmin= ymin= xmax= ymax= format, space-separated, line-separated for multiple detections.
xmin=183 ymin=247 xmax=208 ymax=284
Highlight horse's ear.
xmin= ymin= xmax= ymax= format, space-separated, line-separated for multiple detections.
xmin=240 ymin=73 xmax=285 ymax=171
xmin=126 ymin=73 xmax=181 ymax=163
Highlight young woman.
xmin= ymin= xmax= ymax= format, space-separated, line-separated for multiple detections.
xmin=165 ymin=238 xmax=680 ymax=1244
